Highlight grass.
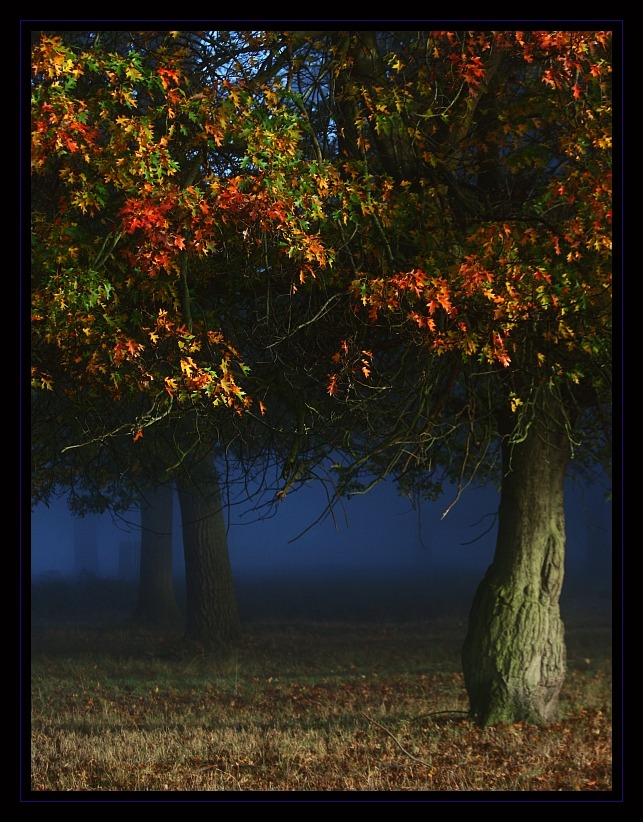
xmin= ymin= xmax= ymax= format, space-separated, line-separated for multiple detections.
xmin=26 ymin=575 xmax=615 ymax=795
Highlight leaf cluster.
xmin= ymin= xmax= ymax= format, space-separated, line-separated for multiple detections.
xmin=30 ymin=29 xmax=613 ymax=512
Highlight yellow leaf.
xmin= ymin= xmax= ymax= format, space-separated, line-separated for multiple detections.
xmin=180 ymin=357 xmax=196 ymax=376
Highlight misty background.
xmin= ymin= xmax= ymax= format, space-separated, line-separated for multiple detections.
xmin=30 ymin=470 xmax=613 ymax=622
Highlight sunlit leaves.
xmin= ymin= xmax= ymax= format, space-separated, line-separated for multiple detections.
xmin=31 ymin=28 xmax=612 ymax=458
xmin=31 ymin=32 xmax=340 ymax=424
xmin=329 ymin=29 xmax=612 ymax=401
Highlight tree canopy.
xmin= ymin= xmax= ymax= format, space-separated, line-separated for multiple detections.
xmin=30 ymin=28 xmax=613 ymax=722
xmin=31 ymin=29 xmax=612 ymax=505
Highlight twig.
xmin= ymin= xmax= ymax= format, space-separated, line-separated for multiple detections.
xmin=360 ymin=712 xmax=433 ymax=769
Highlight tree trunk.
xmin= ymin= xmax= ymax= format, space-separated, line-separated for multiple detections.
xmin=133 ymin=484 xmax=183 ymax=628
xmin=73 ymin=516 xmax=99 ymax=577
xmin=461 ymin=388 xmax=570 ymax=725
xmin=177 ymin=450 xmax=241 ymax=650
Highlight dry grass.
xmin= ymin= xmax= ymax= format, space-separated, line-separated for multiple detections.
xmin=27 ymin=577 xmax=616 ymax=796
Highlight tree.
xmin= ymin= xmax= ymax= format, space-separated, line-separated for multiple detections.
xmin=300 ymin=30 xmax=612 ymax=725
xmin=176 ymin=441 xmax=240 ymax=646
xmin=30 ymin=30 xmax=339 ymax=648
xmin=30 ymin=29 xmax=613 ymax=719
xmin=134 ymin=484 xmax=183 ymax=629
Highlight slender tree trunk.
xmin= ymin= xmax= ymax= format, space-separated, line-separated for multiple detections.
xmin=177 ymin=450 xmax=241 ymax=650
xmin=73 ymin=516 xmax=99 ymax=577
xmin=133 ymin=484 xmax=183 ymax=628
xmin=462 ymin=388 xmax=570 ymax=725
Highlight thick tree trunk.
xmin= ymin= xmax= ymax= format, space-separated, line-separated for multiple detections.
xmin=177 ymin=450 xmax=241 ymax=650
xmin=133 ymin=484 xmax=183 ymax=628
xmin=462 ymin=388 xmax=570 ymax=726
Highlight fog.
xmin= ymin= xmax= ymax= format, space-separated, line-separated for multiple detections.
xmin=30 ymin=474 xmax=613 ymax=613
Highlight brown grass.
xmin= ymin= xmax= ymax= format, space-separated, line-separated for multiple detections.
xmin=27 ymin=581 xmax=615 ymax=795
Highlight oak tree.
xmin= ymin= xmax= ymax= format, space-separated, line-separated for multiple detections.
xmin=30 ymin=29 xmax=613 ymax=721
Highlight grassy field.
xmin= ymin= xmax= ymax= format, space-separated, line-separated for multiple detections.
xmin=27 ymin=574 xmax=615 ymax=796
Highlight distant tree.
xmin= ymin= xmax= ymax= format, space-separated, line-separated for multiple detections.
xmin=72 ymin=516 xmax=99 ymax=577
xmin=133 ymin=484 xmax=183 ymax=629
xmin=30 ymin=29 xmax=613 ymax=722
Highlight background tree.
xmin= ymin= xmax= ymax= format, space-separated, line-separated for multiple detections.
xmin=30 ymin=29 xmax=613 ymax=720
xmin=134 ymin=484 xmax=182 ymax=628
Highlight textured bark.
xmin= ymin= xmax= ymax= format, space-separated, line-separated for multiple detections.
xmin=462 ymin=388 xmax=570 ymax=725
xmin=177 ymin=451 xmax=241 ymax=649
xmin=133 ymin=484 xmax=183 ymax=628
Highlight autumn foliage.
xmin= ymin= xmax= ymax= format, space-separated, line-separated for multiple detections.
xmin=31 ymin=33 xmax=332 ymax=434
xmin=32 ymin=31 xmax=611 ymax=451
xmin=335 ymin=31 xmax=611 ymax=391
